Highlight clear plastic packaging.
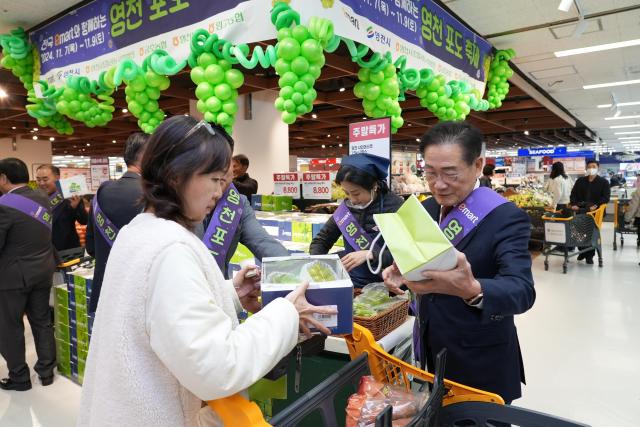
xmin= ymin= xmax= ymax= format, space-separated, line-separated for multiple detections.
xmin=353 ymin=283 xmax=407 ymax=318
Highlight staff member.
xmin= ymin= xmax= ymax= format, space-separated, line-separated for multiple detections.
xmin=0 ymin=158 xmax=57 ymax=391
xmin=36 ymin=164 xmax=88 ymax=251
xmin=231 ymin=154 xmax=258 ymax=198
xmin=479 ymin=164 xmax=494 ymax=188
xmin=569 ymin=159 xmax=610 ymax=264
xmin=198 ymin=155 xmax=289 ymax=278
xmin=310 ymin=153 xmax=403 ymax=288
xmin=383 ymin=122 xmax=535 ymax=404
xmin=86 ymin=133 xmax=148 ymax=313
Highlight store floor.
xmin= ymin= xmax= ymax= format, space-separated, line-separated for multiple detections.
xmin=1 ymin=223 xmax=638 ymax=427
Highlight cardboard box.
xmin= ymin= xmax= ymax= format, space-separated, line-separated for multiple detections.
xmin=55 ymin=323 xmax=71 ymax=343
xmin=261 ymin=254 xmax=353 ymax=335
xmin=278 ymin=221 xmax=292 ymax=241
xmin=56 ymin=174 xmax=90 ymax=198
xmin=274 ymin=195 xmax=293 ymax=211
xmin=54 ymin=285 xmax=69 ymax=309
xmin=54 ymin=305 xmax=70 ymax=327
xmin=251 ymin=194 xmax=263 ymax=210
xmin=262 ymin=195 xmax=275 ymax=212
xmin=291 ymin=221 xmax=312 ymax=243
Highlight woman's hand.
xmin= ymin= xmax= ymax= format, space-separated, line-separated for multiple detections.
xmin=341 ymin=250 xmax=373 ymax=272
xmin=233 ymin=265 xmax=261 ymax=313
xmin=285 ymin=282 xmax=337 ymax=337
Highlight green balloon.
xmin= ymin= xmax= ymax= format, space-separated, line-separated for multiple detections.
xmin=157 ymin=76 xmax=170 ymax=91
xmin=427 ymin=79 xmax=440 ymax=92
xmin=303 ymin=91 xmax=315 ymax=105
xmin=204 ymin=64 xmax=225 ymax=84
xmin=277 ymin=28 xmax=292 ymax=41
xmin=384 ymin=63 xmax=396 ymax=78
xmin=146 ymin=102 xmax=159 ymax=113
xmin=292 ymin=25 xmax=310 ymax=43
xmin=308 ymin=64 xmax=322 ymax=79
xmin=291 ymin=56 xmax=310 ymax=76
xmin=148 ymin=118 xmax=159 ymax=127
xmin=135 ymin=92 xmax=149 ymax=105
xmin=146 ymin=71 xmax=162 ymax=88
xmin=375 ymin=97 xmax=387 ymax=110
xmin=296 ymin=104 xmax=308 ymax=114
xmin=426 ymin=92 xmax=438 ymax=104
xmin=300 ymin=73 xmax=315 ymax=88
xmin=416 ymin=87 xmax=428 ymax=99
xmin=130 ymin=77 xmax=146 ymax=92
xmin=284 ymin=99 xmax=296 ymax=113
xmin=419 ymin=98 xmax=430 ymax=108
xmin=280 ymin=71 xmax=298 ymax=87
xmin=364 ymin=84 xmax=380 ymax=101
xmin=146 ymin=86 xmax=161 ymax=100
xmin=125 ymin=86 xmax=135 ymax=96
xmin=154 ymin=110 xmax=165 ymax=120
xmin=218 ymin=59 xmax=232 ymax=72
xmin=445 ymin=99 xmax=454 ymax=109
xmin=436 ymin=107 xmax=447 ymax=117
xmin=274 ymin=58 xmax=290 ymax=75
xmin=196 ymin=82 xmax=215 ymax=99
xmin=204 ymin=111 xmax=216 ymax=122
xmin=223 ymin=101 xmax=238 ymax=115
xmin=215 ymin=83 xmax=232 ymax=101
xmin=196 ymin=99 xmax=207 ymax=113
xmin=69 ymin=100 xmax=81 ymax=112
xmin=372 ymin=108 xmax=385 ymax=118
xmin=354 ymin=82 xmax=367 ymax=99
xmin=381 ymin=78 xmax=399 ymax=96
xmin=56 ymin=100 xmax=69 ymax=113
xmin=197 ymin=52 xmax=217 ymax=68
xmin=206 ymin=96 xmax=222 ymax=112
xmin=226 ymin=69 xmax=244 ymax=89
xmin=446 ymin=108 xmax=457 ymax=120
xmin=140 ymin=111 xmax=152 ymax=122
xmin=280 ymin=86 xmax=294 ymax=100
xmin=369 ymin=71 xmax=385 ymax=85
xmin=391 ymin=115 xmax=403 ymax=129
xmin=278 ymin=37 xmax=301 ymax=61
xmin=358 ymin=68 xmax=370 ymax=82
xmin=275 ymin=97 xmax=285 ymax=111
xmin=81 ymin=101 xmax=91 ymax=111
xmin=293 ymin=81 xmax=308 ymax=93
xmin=291 ymin=92 xmax=304 ymax=105
xmin=363 ymin=98 xmax=376 ymax=111
xmin=282 ymin=111 xmax=297 ymax=124
xmin=217 ymin=112 xmax=231 ymax=126
xmin=301 ymin=38 xmax=322 ymax=62
xmin=63 ymin=88 xmax=78 ymax=102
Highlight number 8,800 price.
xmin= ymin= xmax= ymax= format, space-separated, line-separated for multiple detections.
xmin=313 ymin=186 xmax=330 ymax=194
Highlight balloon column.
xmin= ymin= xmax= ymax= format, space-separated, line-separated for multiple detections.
xmin=353 ymin=63 xmax=404 ymax=131
xmin=486 ymin=49 xmax=516 ymax=109
xmin=54 ymin=75 xmax=114 ymax=128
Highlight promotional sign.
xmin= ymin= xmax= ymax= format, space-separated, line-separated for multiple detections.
xmin=57 ymin=174 xmax=90 ymax=198
xmin=31 ymin=0 xmax=491 ymax=93
xmin=273 ymin=172 xmax=300 ymax=198
xmin=309 ymin=158 xmax=341 ymax=172
xmin=60 ymin=168 xmax=92 ymax=186
xmin=391 ymin=151 xmax=417 ymax=175
xmin=302 ymin=172 xmax=332 ymax=199
xmin=90 ymin=157 xmax=110 ymax=191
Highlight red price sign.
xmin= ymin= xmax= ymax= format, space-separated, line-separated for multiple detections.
xmin=302 ymin=172 xmax=332 ymax=199
xmin=273 ymin=172 xmax=300 ymax=197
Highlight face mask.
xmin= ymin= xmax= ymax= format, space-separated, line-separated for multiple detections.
xmin=586 ymin=168 xmax=598 ymax=176
xmin=346 ymin=189 xmax=376 ymax=210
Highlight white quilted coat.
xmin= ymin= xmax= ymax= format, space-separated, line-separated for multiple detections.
xmin=78 ymin=213 xmax=299 ymax=426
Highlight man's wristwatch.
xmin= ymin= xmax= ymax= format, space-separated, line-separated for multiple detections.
xmin=464 ymin=292 xmax=484 ymax=307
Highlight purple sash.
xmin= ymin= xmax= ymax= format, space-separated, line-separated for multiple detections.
xmin=202 ymin=184 xmax=243 ymax=267
xmin=439 ymin=187 xmax=508 ymax=246
xmin=92 ymin=186 xmax=119 ymax=247
xmin=49 ymin=190 xmax=64 ymax=211
xmin=0 ymin=193 xmax=52 ymax=230
xmin=332 ymin=202 xmax=372 ymax=250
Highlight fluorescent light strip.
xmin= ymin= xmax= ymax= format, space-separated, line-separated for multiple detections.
xmin=610 ymin=124 xmax=640 ymax=129
xmin=618 ymin=136 xmax=640 ymax=140
xmin=614 ymin=131 xmax=640 ymax=135
xmin=584 ymin=79 xmax=640 ymax=90
xmin=604 ymin=114 xmax=640 ymax=120
xmin=555 ymin=38 xmax=640 ymax=57
xmin=598 ymin=101 xmax=640 ymax=108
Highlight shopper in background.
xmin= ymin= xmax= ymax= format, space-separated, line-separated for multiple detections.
xmin=624 ymin=185 xmax=640 ymax=227
xmin=78 ymin=116 xmax=335 ymax=427
xmin=310 ymin=153 xmax=403 ymax=288
xmin=569 ymin=159 xmax=610 ymax=264
xmin=382 ymin=122 xmax=535 ymax=404
xmin=0 ymin=158 xmax=57 ymax=391
xmin=479 ymin=164 xmax=495 ymax=188
xmin=85 ymin=133 xmax=149 ymax=313
xmin=545 ymin=161 xmax=572 ymax=211
xmin=231 ymin=153 xmax=258 ymax=198
xmin=36 ymin=164 xmax=88 ymax=251
xmin=197 ymin=165 xmax=289 ymax=279
xmin=609 ymin=172 xmax=620 ymax=188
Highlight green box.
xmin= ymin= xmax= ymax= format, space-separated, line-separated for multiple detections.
xmin=56 ymin=339 xmax=71 ymax=363
xmin=274 ymin=195 xmax=293 ymax=211
xmin=57 ymin=359 xmax=71 ymax=377
xmin=262 ymin=195 xmax=275 ymax=212
xmin=74 ymin=276 xmax=87 ymax=300
xmin=75 ymin=304 xmax=88 ymax=326
xmin=76 ymin=333 xmax=90 ymax=352
xmin=292 ymin=221 xmax=312 ymax=243
xmin=55 ymin=323 xmax=71 ymax=343
xmin=54 ymin=305 xmax=70 ymax=326
xmin=54 ymin=285 xmax=69 ymax=309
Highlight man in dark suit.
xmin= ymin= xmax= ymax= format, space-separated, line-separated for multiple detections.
xmin=231 ymin=154 xmax=258 ymax=198
xmin=0 ymin=158 xmax=57 ymax=391
xmin=383 ymin=122 xmax=535 ymax=404
xmin=36 ymin=164 xmax=88 ymax=251
xmin=86 ymin=133 xmax=148 ymax=313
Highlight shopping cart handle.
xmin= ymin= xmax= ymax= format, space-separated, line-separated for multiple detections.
xmin=207 ymin=393 xmax=271 ymax=426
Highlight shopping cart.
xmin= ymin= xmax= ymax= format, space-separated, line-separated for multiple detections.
xmin=613 ymin=199 xmax=639 ymax=250
xmin=521 ymin=206 xmax=554 ymax=249
xmin=207 ymin=324 xmax=589 ymax=426
xmin=541 ymin=205 xmax=606 ymax=273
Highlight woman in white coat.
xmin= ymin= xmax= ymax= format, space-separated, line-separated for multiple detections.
xmin=545 ymin=161 xmax=572 ymax=211
xmin=78 ymin=116 xmax=335 ymax=426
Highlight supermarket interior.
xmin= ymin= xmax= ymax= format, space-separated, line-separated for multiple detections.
xmin=1 ymin=0 xmax=639 ymax=426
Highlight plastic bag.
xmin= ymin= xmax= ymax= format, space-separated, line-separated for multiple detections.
xmin=299 ymin=260 xmax=337 ymax=282
xmin=266 ymin=271 xmax=300 ymax=284
xmin=345 ymin=376 xmax=428 ymax=427
xmin=353 ymin=283 xmax=407 ymax=318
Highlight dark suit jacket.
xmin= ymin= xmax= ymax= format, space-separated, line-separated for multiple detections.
xmin=86 ymin=172 xmax=144 ymax=312
xmin=52 ymin=193 xmax=88 ymax=251
xmin=0 ymin=186 xmax=56 ymax=290
xmin=417 ymin=196 xmax=535 ymax=402
xmin=233 ymin=173 xmax=258 ymax=198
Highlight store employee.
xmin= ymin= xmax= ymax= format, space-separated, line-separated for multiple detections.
xmin=310 ymin=153 xmax=403 ymax=288
xmin=383 ymin=122 xmax=535 ymax=404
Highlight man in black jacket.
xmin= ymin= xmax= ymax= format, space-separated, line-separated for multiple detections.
xmin=0 ymin=158 xmax=57 ymax=391
xmin=36 ymin=164 xmax=88 ymax=251
xmin=86 ymin=133 xmax=148 ymax=313
xmin=231 ymin=154 xmax=258 ymax=198
xmin=569 ymin=159 xmax=610 ymax=264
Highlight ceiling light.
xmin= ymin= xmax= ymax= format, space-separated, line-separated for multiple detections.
xmin=86 ymin=143 xmax=91 ymax=146
xmin=312 ymin=113 xmax=317 ymax=119
xmin=339 ymin=87 xmax=346 ymax=92
xmin=112 ymin=139 xmax=116 ymax=143
xmin=0 ymin=88 xmax=7 ymax=98
xmin=618 ymin=136 xmax=640 ymax=140
xmin=321 ymin=144 xmax=326 ymax=148
xmin=415 ymin=138 xmax=420 ymax=142
xmin=33 ymin=127 xmax=38 ymax=131
xmin=362 ymin=117 xmax=367 ymax=120
xmin=555 ymin=38 xmax=640 ymax=58
xmin=614 ymin=131 xmax=640 ymax=135
xmin=557 ymin=0 xmax=573 ymax=12
xmin=184 ymin=113 xmax=189 ymax=116
xmin=32 ymin=135 xmax=38 ymax=140
xmin=327 ymin=134 xmax=331 ymax=137
xmin=339 ymin=143 xmax=343 ymax=147
xmin=610 ymin=124 xmax=640 ymax=129
xmin=605 ymin=114 xmax=640 ymax=121
xmin=122 ymin=108 xmax=128 ymax=113
xmin=49 ymin=137 xmax=55 ymax=141
xmin=11 ymin=126 xmax=16 ymax=130
xmin=584 ymin=79 xmax=640 ymax=90
xmin=524 ymin=130 xmax=530 ymax=135
xmin=598 ymin=101 xmax=640 ymax=108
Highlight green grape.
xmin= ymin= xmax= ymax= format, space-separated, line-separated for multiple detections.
xmin=267 ymin=272 xmax=300 ymax=284
xmin=124 ymin=69 xmax=169 ymax=134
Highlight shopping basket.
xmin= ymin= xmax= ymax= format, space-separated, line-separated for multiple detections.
xmin=541 ymin=205 xmax=605 ymax=273
xmin=521 ymin=206 xmax=551 ymax=249
xmin=207 ymin=324 xmax=589 ymax=426
xmin=613 ymin=199 xmax=639 ymax=250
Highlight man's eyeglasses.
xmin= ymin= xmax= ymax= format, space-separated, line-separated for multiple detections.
xmin=424 ymin=171 xmax=460 ymax=185
xmin=165 ymin=119 xmax=234 ymax=159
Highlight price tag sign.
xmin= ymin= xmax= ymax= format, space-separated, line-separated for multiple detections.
xmin=273 ymin=173 xmax=300 ymax=197
xmin=302 ymin=172 xmax=332 ymax=199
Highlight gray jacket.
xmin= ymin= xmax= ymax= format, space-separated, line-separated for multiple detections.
xmin=195 ymin=194 xmax=289 ymax=278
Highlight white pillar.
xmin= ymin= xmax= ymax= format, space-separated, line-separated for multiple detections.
xmin=0 ymin=137 xmax=53 ymax=179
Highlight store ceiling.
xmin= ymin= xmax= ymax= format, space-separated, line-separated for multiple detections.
xmin=446 ymin=0 xmax=640 ymax=154
xmin=0 ymin=1 xmax=601 ymax=158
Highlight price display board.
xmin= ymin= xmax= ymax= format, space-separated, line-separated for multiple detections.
xmin=273 ymin=173 xmax=300 ymax=198
xmin=302 ymin=172 xmax=332 ymax=199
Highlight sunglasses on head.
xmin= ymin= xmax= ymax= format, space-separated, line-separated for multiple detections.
xmin=165 ymin=119 xmax=234 ymax=160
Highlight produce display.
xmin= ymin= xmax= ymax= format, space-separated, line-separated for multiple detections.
xmin=391 ymin=174 xmax=429 ymax=195
xmin=266 ymin=260 xmax=337 ymax=284
xmin=506 ymin=187 xmax=553 ymax=208
xmin=353 ymin=283 xmax=406 ymax=318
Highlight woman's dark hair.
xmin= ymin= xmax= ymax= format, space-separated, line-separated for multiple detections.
xmin=141 ymin=116 xmax=233 ymax=229
xmin=0 ymin=158 xmax=29 ymax=184
xmin=482 ymin=164 xmax=495 ymax=176
xmin=419 ymin=122 xmax=483 ymax=165
xmin=335 ymin=165 xmax=389 ymax=194
xmin=550 ymin=161 xmax=567 ymax=179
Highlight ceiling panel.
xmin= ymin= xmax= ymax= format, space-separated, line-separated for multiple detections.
xmin=0 ymin=0 xmax=81 ymax=34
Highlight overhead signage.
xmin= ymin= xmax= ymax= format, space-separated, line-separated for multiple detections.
xmin=349 ymin=117 xmax=391 ymax=183
xmin=517 ymin=147 xmax=567 ymax=156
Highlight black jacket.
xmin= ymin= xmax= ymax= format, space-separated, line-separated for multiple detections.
xmin=479 ymin=176 xmax=492 ymax=188
xmin=417 ymin=197 xmax=535 ymax=402
xmin=569 ymin=175 xmax=610 ymax=209
xmin=309 ymin=191 xmax=404 ymax=287
xmin=233 ymin=173 xmax=258 ymax=198
xmin=0 ymin=186 xmax=56 ymax=290
xmin=52 ymin=194 xmax=88 ymax=251
xmin=86 ymin=172 xmax=144 ymax=312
